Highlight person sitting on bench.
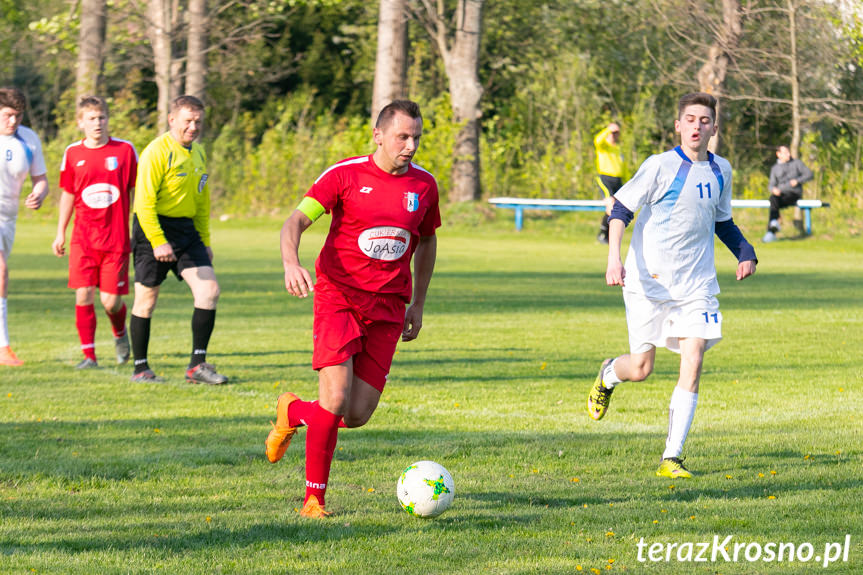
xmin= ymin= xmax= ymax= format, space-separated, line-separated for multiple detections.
xmin=763 ymin=145 xmax=813 ymax=243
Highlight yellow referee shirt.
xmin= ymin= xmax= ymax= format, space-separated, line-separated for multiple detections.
xmin=594 ymin=126 xmax=626 ymax=179
xmin=134 ymin=132 xmax=211 ymax=248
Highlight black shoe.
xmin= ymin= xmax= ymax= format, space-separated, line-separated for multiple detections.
xmin=131 ymin=368 xmax=164 ymax=383
xmin=186 ymin=362 xmax=229 ymax=385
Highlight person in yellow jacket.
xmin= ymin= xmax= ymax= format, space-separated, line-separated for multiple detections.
xmin=129 ymin=95 xmax=227 ymax=384
xmin=594 ymin=122 xmax=627 ymax=244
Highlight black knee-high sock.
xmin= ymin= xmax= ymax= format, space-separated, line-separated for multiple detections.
xmin=130 ymin=314 xmax=151 ymax=374
xmin=190 ymin=308 xmax=216 ymax=367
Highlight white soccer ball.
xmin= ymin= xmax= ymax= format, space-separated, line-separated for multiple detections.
xmin=397 ymin=460 xmax=455 ymax=518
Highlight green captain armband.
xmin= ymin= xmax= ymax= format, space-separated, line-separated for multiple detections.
xmin=296 ymin=197 xmax=325 ymax=222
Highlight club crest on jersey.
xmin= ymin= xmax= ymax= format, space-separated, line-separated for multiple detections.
xmin=105 ymin=156 xmax=118 ymax=171
xmin=403 ymin=191 xmax=419 ymax=213
xmin=5 ymin=150 xmax=11 ymax=161
xmin=198 ymin=174 xmax=208 ymax=193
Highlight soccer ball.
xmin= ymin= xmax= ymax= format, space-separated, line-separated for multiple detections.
xmin=397 ymin=460 xmax=455 ymax=518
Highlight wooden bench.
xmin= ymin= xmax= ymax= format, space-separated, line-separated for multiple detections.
xmin=488 ymin=196 xmax=829 ymax=234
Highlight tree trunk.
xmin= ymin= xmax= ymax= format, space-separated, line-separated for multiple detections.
xmin=413 ymin=0 xmax=484 ymax=202
xmin=371 ymin=0 xmax=408 ymax=125
xmin=76 ymin=0 xmax=106 ymax=99
xmin=147 ymin=0 xmax=174 ymax=131
xmin=696 ymin=0 xmax=741 ymax=153
xmin=186 ymin=0 xmax=208 ymax=100
xmin=787 ymin=0 xmax=801 ymax=157
xmin=446 ymin=0 xmax=483 ymax=202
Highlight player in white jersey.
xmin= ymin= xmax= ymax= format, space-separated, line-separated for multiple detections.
xmin=587 ymin=92 xmax=757 ymax=478
xmin=0 ymin=88 xmax=50 ymax=366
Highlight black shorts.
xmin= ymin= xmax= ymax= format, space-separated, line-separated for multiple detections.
xmin=132 ymin=215 xmax=212 ymax=287
xmin=598 ymin=174 xmax=623 ymax=197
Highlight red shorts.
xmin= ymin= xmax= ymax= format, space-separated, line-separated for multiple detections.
xmin=312 ymin=276 xmax=406 ymax=392
xmin=68 ymin=243 xmax=130 ymax=294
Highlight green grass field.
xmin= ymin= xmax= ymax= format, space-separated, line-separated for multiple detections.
xmin=1 ymin=214 xmax=861 ymax=574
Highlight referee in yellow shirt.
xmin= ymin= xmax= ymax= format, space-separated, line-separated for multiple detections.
xmin=594 ymin=122 xmax=627 ymax=244
xmin=129 ymin=95 xmax=227 ymax=384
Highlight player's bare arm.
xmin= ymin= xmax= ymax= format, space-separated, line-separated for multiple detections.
xmin=736 ymin=260 xmax=756 ymax=281
xmin=403 ymin=234 xmax=437 ymax=342
xmin=24 ymin=174 xmax=49 ymax=210
xmin=52 ymin=191 xmax=76 ymax=257
xmin=153 ymin=242 xmax=177 ymax=262
xmin=605 ymin=218 xmax=626 ymax=287
xmin=280 ymin=209 xmax=315 ymax=298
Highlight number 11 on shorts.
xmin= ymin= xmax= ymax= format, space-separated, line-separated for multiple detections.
xmin=702 ymin=312 xmax=719 ymax=323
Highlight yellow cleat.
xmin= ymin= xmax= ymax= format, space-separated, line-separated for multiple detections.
xmin=656 ymin=457 xmax=693 ymax=479
xmin=587 ymin=359 xmax=614 ymax=420
xmin=299 ymin=495 xmax=331 ymax=519
xmin=0 ymin=346 xmax=23 ymax=366
xmin=265 ymin=392 xmax=300 ymax=463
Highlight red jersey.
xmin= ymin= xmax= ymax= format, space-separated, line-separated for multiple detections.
xmin=307 ymin=154 xmax=441 ymax=300
xmin=59 ymin=138 xmax=137 ymax=253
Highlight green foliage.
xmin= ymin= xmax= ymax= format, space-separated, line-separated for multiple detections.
xmin=3 ymin=0 xmax=862 ymax=211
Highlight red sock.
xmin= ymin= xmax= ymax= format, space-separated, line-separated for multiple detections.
xmin=289 ymin=400 xmax=348 ymax=428
xmin=106 ymin=303 xmax=127 ymax=337
xmin=304 ymin=403 xmax=342 ymax=506
xmin=75 ymin=305 xmax=97 ymax=361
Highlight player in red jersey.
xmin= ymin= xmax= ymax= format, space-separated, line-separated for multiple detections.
xmin=53 ymin=96 xmax=137 ymax=369
xmin=265 ymin=100 xmax=441 ymax=518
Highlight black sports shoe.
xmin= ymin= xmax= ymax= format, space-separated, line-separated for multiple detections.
xmin=130 ymin=369 xmax=164 ymax=383
xmin=186 ymin=362 xmax=228 ymax=385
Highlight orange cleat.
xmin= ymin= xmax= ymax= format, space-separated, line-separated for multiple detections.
xmin=299 ymin=495 xmax=331 ymax=519
xmin=0 ymin=346 xmax=23 ymax=366
xmin=265 ymin=392 xmax=300 ymax=463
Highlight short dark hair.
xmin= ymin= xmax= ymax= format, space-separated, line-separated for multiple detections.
xmin=678 ymin=92 xmax=716 ymax=121
xmin=375 ymin=99 xmax=422 ymax=129
xmin=0 ymin=87 xmax=27 ymax=112
xmin=171 ymin=95 xmax=205 ymax=114
xmin=77 ymin=95 xmax=108 ymax=117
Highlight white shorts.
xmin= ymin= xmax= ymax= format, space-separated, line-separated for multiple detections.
xmin=0 ymin=220 xmax=15 ymax=258
xmin=623 ymin=291 xmax=722 ymax=354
